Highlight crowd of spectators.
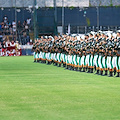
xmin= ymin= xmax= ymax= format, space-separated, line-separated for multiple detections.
xmin=0 ymin=15 xmax=31 ymax=45
xmin=0 ymin=39 xmax=21 ymax=56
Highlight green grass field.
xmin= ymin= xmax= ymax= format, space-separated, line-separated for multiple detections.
xmin=0 ymin=56 xmax=120 ymax=120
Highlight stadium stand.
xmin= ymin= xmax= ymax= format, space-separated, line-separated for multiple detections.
xmin=0 ymin=14 xmax=31 ymax=45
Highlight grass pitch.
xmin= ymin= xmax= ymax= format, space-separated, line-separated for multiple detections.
xmin=0 ymin=56 xmax=120 ymax=120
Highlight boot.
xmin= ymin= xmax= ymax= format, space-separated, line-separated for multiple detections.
xmin=82 ymin=67 xmax=85 ymax=72
xmin=116 ymin=72 xmax=120 ymax=77
xmin=79 ymin=67 xmax=82 ymax=72
xmin=75 ymin=67 xmax=78 ymax=71
xmin=68 ymin=66 xmax=71 ymax=70
xmin=70 ymin=66 xmax=72 ymax=70
xmin=39 ymin=59 xmax=41 ymax=63
xmin=94 ymin=66 xmax=96 ymax=71
xmin=58 ymin=64 xmax=61 ymax=67
xmin=87 ymin=68 xmax=90 ymax=73
xmin=51 ymin=61 xmax=53 ymax=64
xmin=98 ymin=70 xmax=101 ymax=75
xmin=100 ymin=71 xmax=103 ymax=75
xmin=66 ymin=65 xmax=69 ymax=69
xmin=53 ymin=62 xmax=56 ymax=66
xmin=102 ymin=70 xmax=107 ymax=76
xmin=114 ymin=70 xmax=116 ymax=76
xmin=55 ymin=63 xmax=58 ymax=66
xmin=64 ymin=64 xmax=66 ymax=68
xmin=95 ymin=70 xmax=99 ymax=74
xmin=108 ymin=71 xmax=113 ymax=77
xmin=70 ymin=66 xmax=74 ymax=71
xmin=72 ymin=66 xmax=74 ymax=71
xmin=91 ymin=68 xmax=93 ymax=73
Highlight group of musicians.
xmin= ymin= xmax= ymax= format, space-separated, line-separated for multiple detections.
xmin=32 ymin=31 xmax=120 ymax=77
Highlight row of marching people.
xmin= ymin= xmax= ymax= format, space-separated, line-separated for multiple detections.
xmin=32 ymin=31 xmax=120 ymax=77
xmin=33 ymin=50 xmax=120 ymax=77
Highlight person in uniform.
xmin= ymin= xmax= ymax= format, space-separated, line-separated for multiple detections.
xmin=32 ymin=39 xmax=38 ymax=62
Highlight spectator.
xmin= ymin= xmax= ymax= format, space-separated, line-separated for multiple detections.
xmin=30 ymin=39 xmax=33 ymax=45
xmin=27 ymin=18 xmax=31 ymax=27
xmin=17 ymin=21 xmax=23 ymax=32
xmin=0 ymin=41 xmax=2 ymax=48
xmin=3 ymin=15 xmax=8 ymax=24
xmin=0 ymin=23 xmax=2 ymax=31
xmin=4 ymin=22 xmax=9 ymax=35
xmin=1 ymin=22 xmax=4 ymax=30
xmin=23 ymin=20 xmax=27 ymax=27
xmin=9 ymin=24 xmax=13 ymax=35
xmin=12 ymin=20 xmax=16 ymax=35
xmin=0 ymin=32 xmax=3 ymax=42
